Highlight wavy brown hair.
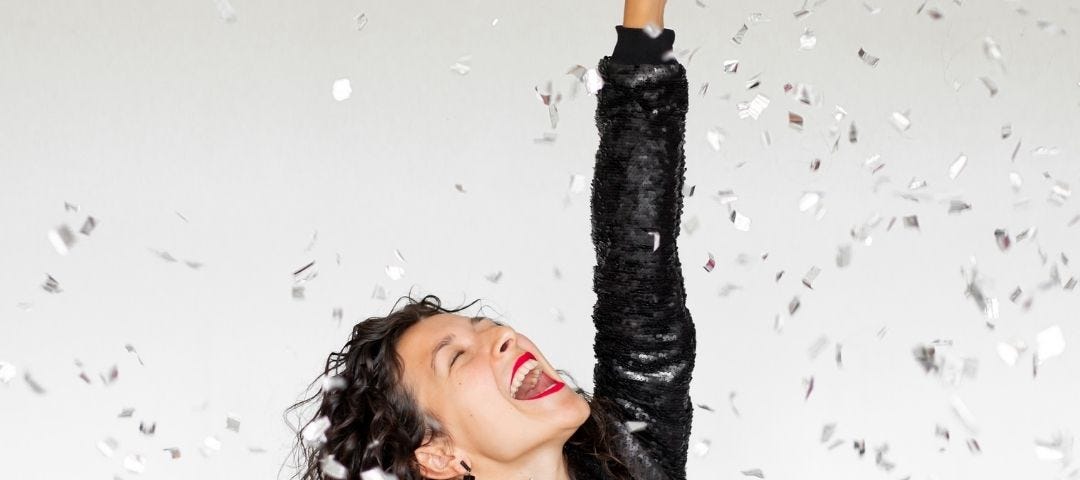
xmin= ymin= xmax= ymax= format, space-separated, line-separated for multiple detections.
xmin=283 ymin=292 xmax=636 ymax=480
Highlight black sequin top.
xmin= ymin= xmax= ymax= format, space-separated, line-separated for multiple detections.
xmin=585 ymin=26 xmax=696 ymax=480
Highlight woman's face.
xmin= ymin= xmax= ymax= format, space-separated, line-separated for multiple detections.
xmin=397 ymin=313 xmax=590 ymax=465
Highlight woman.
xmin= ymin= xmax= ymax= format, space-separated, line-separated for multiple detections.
xmin=286 ymin=1 xmax=696 ymax=478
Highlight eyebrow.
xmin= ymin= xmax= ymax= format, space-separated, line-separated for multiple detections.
xmin=430 ymin=316 xmax=486 ymax=374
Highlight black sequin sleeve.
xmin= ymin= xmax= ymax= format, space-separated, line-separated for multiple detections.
xmin=590 ymin=27 xmax=697 ymax=480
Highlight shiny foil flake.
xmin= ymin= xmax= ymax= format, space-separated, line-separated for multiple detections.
xmin=799 ymin=29 xmax=817 ymax=50
xmin=863 ymin=1 xmax=882 ymax=14
xmin=1036 ymin=20 xmax=1067 ymax=35
xmin=355 ymin=13 xmax=368 ymax=31
xmin=42 ymin=274 xmax=62 ymax=294
xmin=933 ymin=156 xmax=964 ymax=187
xmin=737 ymin=94 xmax=770 ymax=120
xmin=140 ymin=421 xmax=156 ymax=435
xmin=1034 ymin=431 xmax=1074 ymax=462
xmin=359 ymin=468 xmax=397 ymax=480
xmin=625 ymin=420 xmax=648 ymax=433
xmin=97 ymin=437 xmax=120 ymax=457
xmin=24 ymin=372 xmax=47 ymax=394
xmin=332 ymin=79 xmax=351 ymax=101
xmin=951 ymin=395 xmax=979 ymax=433
xmin=226 ymin=413 xmax=241 ymax=432
xmin=963 ymin=267 xmax=999 ymax=325
xmin=979 ymin=76 xmax=999 ymax=97
xmin=890 ymin=110 xmax=912 ymax=132
xmin=692 ymin=439 xmax=712 ymax=457
xmin=788 ymin=112 xmax=804 ymax=131
xmin=706 ymin=127 xmax=727 ymax=151
xmin=584 ymin=68 xmax=604 ymax=95
xmin=983 ymin=37 xmax=1004 ymax=69
xmin=858 ymin=47 xmax=880 ymax=67
xmin=732 ymin=24 xmax=749 ymax=44
xmin=213 ymin=0 xmax=237 ymax=23
xmin=77 ymin=217 xmax=97 ymax=235
xmin=118 ymin=407 xmax=135 ymax=418
xmin=789 ymin=296 xmax=801 ymax=315
xmin=0 ymin=361 xmax=16 ymax=384
xmin=1035 ymin=325 xmax=1066 ymax=366
xmin=449 ymin=55 xmax=471 ymax=75
xmin=642 ymin=22 xmax=663 ymax=39
xmin=202 ymin=435 xmax=222 ymax=456
xmin=371 ymin=283 xmax=387 ymax=300
xmin=723 ymin=59 xmax=739 ymax=73
xmin=802 ymin=266 xmax=822 ymax=289
xmin=321 ymin=454 xmax=349 ymax=479
xmin=803 ymin=375 xmax=814 ymax=400
xmin=64 ymin=201 xmax=79 ymax=212
xmin=125 ymin=343 xmax=145 ymax=366
xmin=303 ymin=416 xmax=332 ymax=447
xmin=703 ymin=252 xmax=716 ymax=272
xmin=997 ymin=339 xmax=1028 ymax=366
xmin=994 ymin=229 xmax=1011 ymax=251
xmin=385 ymin=265 xmax=405 ymax=280
xmin=484 ymin=270 xmax=503 ymax=283
xmin=836 ymin=244 xmax=853 ymax=268
xmin=164 ymin=447 xmax=181 ymax=459
xmin=741 ymin=468 xmax=764 ymax=478
xmin=48 ymin=224 xmax=77 ymax=255
xmin=730 ymin=209 xmax=752 ymax=231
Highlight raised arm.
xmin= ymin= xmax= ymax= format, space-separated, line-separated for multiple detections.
xmin=590 ymin=4 xmax=696 ymax=480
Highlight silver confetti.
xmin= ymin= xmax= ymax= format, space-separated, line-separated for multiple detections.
xmin=97 ymin=437 xmax=120 ymax=457
xmin=48 ymin=224 xmax=77 ymax=255
xmin=321 ymin=454 xmax=349 ymax=479
xmin=799 ymin=29 xmax=816 ymax=50
xmin=213 ymin=0 xmax=237 ymax=23
xmin=741 ymin=468 xmax=765 ymax=478
xmin=0 ymin=361 xmax=16 ymax=384
xmin=802 ymin=266 xmax=821 ymax=289
xmin=226 ymin=413 xmax=241 ymax=432
xmin=723 ymin=59 xmax=739 ymax=73
xmin=355 ymin=13 xmax=368 ymax=31
xmin=79 ymin=216 xmax=97 ymax=235
xmin=732 ymin=24 xmax=749 ymax=44
xmin=449 ymin=54 xmax=471 ymax=75
xmin=42 ymin=274 xmax=62 ymax=293
xmin=890 ymin=110 xmax=912 ymax=132
xmin=948 ymin=153 xmax=968 ymax=179
xmin=484 ymin=271 xmax=503 ymax=283
xmin=858 ymin=47 xmax=880 ymax=67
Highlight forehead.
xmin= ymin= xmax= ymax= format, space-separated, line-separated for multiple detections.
xmin=397 ymin=313 xmax=471 ymax=368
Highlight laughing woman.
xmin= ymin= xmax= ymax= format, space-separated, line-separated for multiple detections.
xmin=286 ymin=1 xmax=697 ymax=478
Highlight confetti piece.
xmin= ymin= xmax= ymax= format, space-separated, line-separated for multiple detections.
xmin=48 ymin=224 xmax=77 ymax=255
xmin=954 ymin=152 xmax=972 ymax=179
xmin=332 ymin=79 xmax=352 ymax=101
xmin=79 ymin=216 xmax=97 ymax=235
xmin=788 ymin=112 xmax=804 ymax=131
xmin=355 ymin=13 xmax=368 ymax=31
xmin=737 ymin=94 xmax=770 ymax=119
xmin=688 ymin=439 xmax=711 ymax=457
xmin=983 ymin=37 xmax=1003 ymax=64
xmin=118 ymin=407 xmax=135 ymax=417
xmin=626 ymin=420 xmax=648 ymax=433
xmin=1034 ymin=431 xmax=1073 ymax=461
xmin=360 ymin=467 xmax=397 ymax=480
xmin=0 ymin=362 xmax=15 ymax=384
xmin=1036 ymin=20 xmax=1066 ymax=35
xmin=164 ymin=447 xmax=181 ymax=459
xmin=858 ymin=47 xmax=880 ymax=67
xmin=803 ymin=376 xmax=814 ymax=400
xmin=385 ymin=265 xmax=405 ymax=280
xmin=994 ymin=229 xmax=1011 ymax=251
xmin=747 ymin=12 xmax=771 ymax=23
xmin=703 ymin=252 xmax=716 ymax=272
xmin=723 ymin=59 xmax=739 ymax=73
xmin=741 ymin=468 xmax=764 ymax=478
xmin=789 ymin=296 xmax=801 ymax=315
xmin=730 ymin=209 xmax=752 ymax=231
xmin=642 ymin=22 xmax=662 ymax=38
xmin=799 ymin=29 xmax=816 ymax=50
xmin=42 ymin=274 xmax=62 ymax=294
xmin=484 ymin=271 xmax=503 ymax=283
xmin=584 ymin=68 xmax=604 ymax=95
xmin=449 ymin=55 xmax=471 ymax=75
xmin=802 ymin=266 xmax=821 ymax=289
xmin=979 ymin=76 xmax=998 ymax=96
xmin=732 ymin=24 xmax=749 ymax=44
xmin=213 ymin=0 xmax=237 ymax=23
xmin=321 ymin=454 xmax=349 ymax=479
xmin=371 ymin=283 xmax=387 ymax=300
xmin=1035 ymin=325 xmax=1066 ymax=366
xmin=97 ymin=437 xmax=119 ymax=457
xmin=890 ymin=110 xmax=911 ymax=132
xmin=140 ymin=421 xmax=157 ymax=435
xmin=64 ymin=201 xmax=79 ymax=212
xmin=963 ymin=267 xmax=1000 ymax=324
xmin=706 ymin=127 xmax=726 ymax=151
xmin=203 ymin=435 xmax=222 ymax=453
xmin=226 ymin=413 xmax=241 ymax=432
xmin=863 ymin=2 xmax=881 ymax=14
xmin=997 ymin=339 xmax=1028 ymax=366
xmin=951 ymin=395 xmax=979 ymax=433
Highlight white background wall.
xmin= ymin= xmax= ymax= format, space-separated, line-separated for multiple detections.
xmin=2 ymin=1 xmax=1079 ymax=479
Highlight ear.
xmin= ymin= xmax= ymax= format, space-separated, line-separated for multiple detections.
xmin=414 ymin=437 xmax=466 ymax=480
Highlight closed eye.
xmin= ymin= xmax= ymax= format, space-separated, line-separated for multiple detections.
xmin=450 ymin=350 xmax=464 ymax=368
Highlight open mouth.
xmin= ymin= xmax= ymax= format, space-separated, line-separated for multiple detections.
xmin=509 ymin=352 xmax=565 ymax=401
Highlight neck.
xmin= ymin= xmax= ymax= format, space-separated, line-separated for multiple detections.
xmin=470 ymin=441 xmax=572 ymax=480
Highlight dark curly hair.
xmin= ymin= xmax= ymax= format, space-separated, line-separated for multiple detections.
xmin=283 ymin=292 xmax=636 ymax=480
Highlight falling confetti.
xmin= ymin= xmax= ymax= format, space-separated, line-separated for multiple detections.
xmin=890 ymin=110 xmax=912 ymax=132
xmin=799 ymin=29 xmax=817 ymax=50
xmin=703 ymin=252 xmax=716 ymax=272
xmin=0 ymin=362 xmax=15 ymax=384
xmin=1035 ymin=325 xmax=1066 ymax=366
xmin=48 ymin=224 xmax=77 ymax=255
xmin=449 ymin=55 xmax=471 ymax=75
xmin=213 ymin=0 xmax=237 ymax=23
xmin=741 ymin=468 xmax=765 ymax=478
xmin=484 ymin=271 xmax=503 ymax=283
xmin=332 ymin=79 xmax=352 ymax=101
xmin=24 ymin=372 xmax=46 ymax=394
xmin=730 ymin=209 xmax=752 ymax=231
xmin=385 ymin=265 xmax=405 ymax=280
xmin=321 ymin=454 xmax=349 ymax=479
xmin=226 ymin=413 xmax=241 ymax=432
xmin=97 ymin=437 xmax=119 ymax=457
xmin=626 ymin=420 xmax=648 ymax=433
xmin=723 ymin=59 xmax=739 ymax=73
xmin=42 ymin=274 xmax=62 ymax=294
xmin=802 ymin=266 xmax=821 ymax=289
xmin=858 ymin=47 xmax=880 ymax=67
xmin=706 ymin=127 xmax=726 ymax=151
xmin=355 ymin=13 xmax=368 ymax=31
xmin=949 ymin=154 xmax=968 ymax=179
xmin=737 ymin=94 xmax=770 ymax=120
xmin=732 ymin=24 xmax=749 ymax=44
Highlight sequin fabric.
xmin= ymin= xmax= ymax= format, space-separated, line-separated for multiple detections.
xmin=588 ymin=55 xmax=696 ymax=480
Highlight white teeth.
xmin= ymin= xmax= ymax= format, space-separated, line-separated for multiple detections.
xmin=510 ymin=359 xmax=540 ymax=397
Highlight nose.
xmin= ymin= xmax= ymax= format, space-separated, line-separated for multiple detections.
xmin=493 ymin=327 xmax=515 ymax=357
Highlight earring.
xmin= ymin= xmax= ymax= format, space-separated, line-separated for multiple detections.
xmin=460 ymin=460 xmax=475 ymax=480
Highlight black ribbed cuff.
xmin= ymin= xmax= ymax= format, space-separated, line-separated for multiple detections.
xmin=610 ymin=25 xmax=677 ymax=65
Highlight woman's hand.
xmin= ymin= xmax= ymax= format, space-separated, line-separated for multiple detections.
xmin=623 ymin=0 xmax=668 ymax=29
